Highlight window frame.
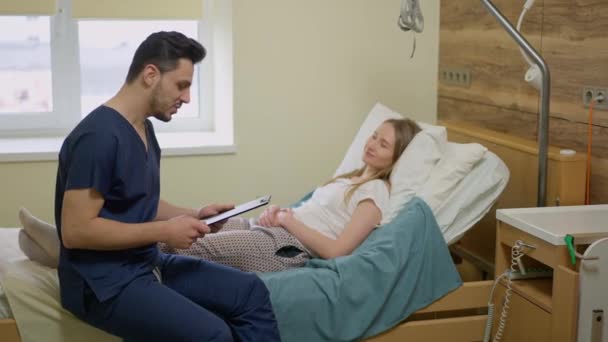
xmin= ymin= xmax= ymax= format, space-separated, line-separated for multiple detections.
xmin=0 ymin=10 xmax=80 ymax=137
xmin=0 ymin=0 xmax=234 ymax=161
xmin=76 ymin=18 xmax=214 ymax=133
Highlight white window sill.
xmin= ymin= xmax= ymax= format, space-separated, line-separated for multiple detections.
xmin=0 ymin=131 xmax=236 ymax=162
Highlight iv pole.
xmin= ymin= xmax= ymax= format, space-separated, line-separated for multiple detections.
xmin=481 ymin=0 xmax=551 ymax=207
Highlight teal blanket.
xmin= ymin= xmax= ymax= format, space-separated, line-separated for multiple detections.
xmin=260 ymin=197 xmax=462 ymax=342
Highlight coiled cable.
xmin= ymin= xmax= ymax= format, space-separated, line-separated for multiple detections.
xmin=482 ymin=241 xmax=526 ymax=342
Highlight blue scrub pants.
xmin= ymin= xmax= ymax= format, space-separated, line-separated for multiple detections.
xmin=78 ymin=254 xmax=281 ymax=341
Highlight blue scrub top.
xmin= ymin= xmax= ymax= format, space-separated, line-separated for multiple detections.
xmin=55 ymin=105 xmax=161 ymax=308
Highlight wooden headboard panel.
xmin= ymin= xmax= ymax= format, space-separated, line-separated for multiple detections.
xmin=441 ymin=120 xmax=586 ymax=270
xmin=0 ymin=320 xmax=20 ymax=342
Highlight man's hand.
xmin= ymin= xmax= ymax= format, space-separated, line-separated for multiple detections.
xmin=197 ymin=203 xmax=234 ymax=232
xmin=164 ymin=215 xmax=210 ymax=249
xmin=197 ymin=203 xmax=234 ymax=219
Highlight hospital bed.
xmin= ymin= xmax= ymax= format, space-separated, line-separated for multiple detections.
xmin=0 ymin=104 xmax=585 ymax=342
xmin=0 ymin=228 xmax=22 ymax=342
xmin=364 ymin=120 xmax=585 ymax=341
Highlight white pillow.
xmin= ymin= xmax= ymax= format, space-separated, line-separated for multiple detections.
xmin=418 ymin=142 xmax=488 ymax=213
xmin=332 ymin=102 xmax=447 ymax=224
xmin=382 ymin=125 xmax=446 ymax=223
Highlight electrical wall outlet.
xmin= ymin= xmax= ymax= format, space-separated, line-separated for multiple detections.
xmin=440 ymin=68 xmax=471 ymax=87
xmin=583 ymin=86 xmax=608 ymax=110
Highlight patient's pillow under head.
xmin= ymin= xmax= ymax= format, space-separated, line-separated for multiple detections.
xmin=384 ymin=124 xmax=446 ymax=223
xmin=333 ymin=102 xmax=447 ymax=224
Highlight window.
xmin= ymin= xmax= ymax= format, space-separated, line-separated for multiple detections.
xmin=78 ymin=20 xmax=210 ymax=132
xmin=0 ymin=14 xmax=73 ymax=137
xmin=79 ymin=21 xmax=199 ymax=119
xmin=0 ymin=0 xmax=234 ymax=160
xmin=0 ymin=16 xmax=52 ymax=114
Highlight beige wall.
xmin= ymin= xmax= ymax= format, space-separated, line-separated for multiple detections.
xmin=0 ymin=0 xmax=439 ymax=227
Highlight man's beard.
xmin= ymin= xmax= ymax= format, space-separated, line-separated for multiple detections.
xmin=150 ymin=85 xmax=172 ymax=122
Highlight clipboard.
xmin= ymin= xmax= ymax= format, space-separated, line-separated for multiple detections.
xmin=203 ymin=195 xmax=271 ymax=225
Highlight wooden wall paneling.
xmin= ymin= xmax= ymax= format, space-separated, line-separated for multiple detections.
xmin=540 ymin=0 xmax=608 ymax=127
xmin=439 ymin=0 xmax=542 ymax=113
xmin=439 ymin=96 xmax=608 ymax=203
xmin=590 ymin=157 xmax=608 ymax=204
xmin=550 ymin=117 xmax=608 ymax=159
xmin=439 ymin=96 xmax=608 ymax=158
xmin=438 ymin=96 xmax=538 ymax=137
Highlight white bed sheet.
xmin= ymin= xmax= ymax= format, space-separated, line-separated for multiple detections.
xmin=0 ymin=227 xmax=25 ymax=319
xmin=2 ymin=255 xmax=120 ymax=342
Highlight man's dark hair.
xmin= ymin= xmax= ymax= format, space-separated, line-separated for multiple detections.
xmin=126 ymin=31 xmax=206 ymax=83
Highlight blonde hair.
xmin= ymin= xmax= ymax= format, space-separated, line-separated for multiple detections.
xmin=327 ymin=118 xmax=421 ymax=204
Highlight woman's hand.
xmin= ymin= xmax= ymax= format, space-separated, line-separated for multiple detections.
xmin=276 ymin=208 xmax=295 ymax=228
xmin=258 ymin=205 xmax=281 ymax=227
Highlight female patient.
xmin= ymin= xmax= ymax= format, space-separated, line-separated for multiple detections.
xmin=18 ymin=119 xmax=420 ymax=272
xmin=159 ymin=118 xmax=421 ymax=272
